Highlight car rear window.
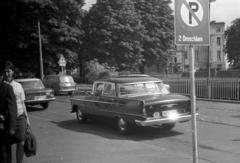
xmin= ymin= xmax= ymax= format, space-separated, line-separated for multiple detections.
xmin=18 ymin=80 xmax=44 ymax=89
xmin=60 ymin=76 xmax=74 ymax=83
xmin=118 ymin=82 xmax=169 ymax=96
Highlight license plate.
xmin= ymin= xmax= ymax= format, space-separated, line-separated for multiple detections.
xmin=66 ymin=83 xmax=71 ymax=86
xmin=35 ymin=95 xmax=46 ymax=100
xmin=162 ymin=110 xmax=177 ymax=116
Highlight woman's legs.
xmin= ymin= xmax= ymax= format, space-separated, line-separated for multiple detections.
xmin=16 ymin=141 xmax=24 ymax=163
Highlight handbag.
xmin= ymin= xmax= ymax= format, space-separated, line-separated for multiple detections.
xmin=0 ymin=115 xmax=6 ymax=130
xmin=24 ymin=126 xmax=37 ymax=157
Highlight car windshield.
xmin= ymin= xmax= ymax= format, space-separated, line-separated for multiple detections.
xmin=118 ymin=82 xmax=169 ymax=97
xmin=18 ymin=80 xmax=45 ymax=89
xmin=60 ymin=76 xmax=74 ymax=83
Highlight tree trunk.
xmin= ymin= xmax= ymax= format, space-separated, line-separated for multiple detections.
xmin=139 ymin=65 xmax=145 ymax=74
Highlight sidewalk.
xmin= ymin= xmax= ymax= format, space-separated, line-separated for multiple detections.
xmin=197 ymin=100 xmax=240 ymax=127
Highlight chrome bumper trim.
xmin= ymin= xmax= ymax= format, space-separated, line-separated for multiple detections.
xmin=25 ymin=98 xmax=55 ymax=104
xmin=135 ymin=113 xmax=199 ymax=126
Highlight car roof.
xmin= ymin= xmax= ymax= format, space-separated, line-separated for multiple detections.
xmin=118 ymin=74 xmax=149 ymax=78
xmin=96 ymin=77 xmax=162 ymax=84
xmin=14 ymin=78 xmax=41 ymax=82
xmin=45 ymin=75 xmax=72 ymax=77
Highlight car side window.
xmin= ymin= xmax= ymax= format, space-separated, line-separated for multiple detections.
xmin=94 ymin=83 xmax=104 ymax=96
xmin=52 ymin=77 xmax=58 ymax=83
xmin=49 ymin=77 xmax=53 ymax=82
xmin=103 ymin=83 xmax=116 ymax=97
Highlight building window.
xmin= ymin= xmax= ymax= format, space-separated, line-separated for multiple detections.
xmin=174 ymin=57 xmax=177 ymax=63
xmin=210 ymin=51 xmax=212 ymax=61
xmin=217 ymin=37 xmax=221 ymax=45
xmin=217 ymin=51 xmax=221 ymax=61
xmin=195 ymin=51 xmax=199 ymax=61
xmin=184 ymin=52 xmax=187 ymax=59
xmin=216 ymin=28 xmax=221 ymax=33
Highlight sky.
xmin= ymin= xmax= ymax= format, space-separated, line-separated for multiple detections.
xmin=83 ymin=0 xmax=240 ymax=29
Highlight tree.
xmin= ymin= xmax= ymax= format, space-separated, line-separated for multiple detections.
xmin=0 ymin=0 xmax=85 ymax=76
xmin=81 ymin=0 xmax=174 ymax=73
xmin=225 ymin=18 xmax=240 ymax=67
xmin=81 ymin=0 xmax=146 ymax=71
xmin=134 ymin=0 xmax=174 ymax=73
xmin=85 ymin=59 xmax=117 ymax=83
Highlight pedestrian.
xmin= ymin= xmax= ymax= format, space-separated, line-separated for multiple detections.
xmin=2 ymin=61 xmax=30 ymax=163
xmin=0 ymin=79 xmax=18 ymax=163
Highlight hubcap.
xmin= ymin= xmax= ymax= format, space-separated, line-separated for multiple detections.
xmin=78 ymin=109 xmax=82 ymax=120
xmin=118 ymin=119 xmax=126 ymax=130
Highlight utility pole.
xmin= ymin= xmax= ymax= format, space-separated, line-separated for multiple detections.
xmin=38 ymin=22 xmax=44 ymax=80
xmin=208 ymin=0 xmax=216 ymax=98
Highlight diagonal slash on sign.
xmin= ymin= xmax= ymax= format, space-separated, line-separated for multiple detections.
xmin=183 ymin=0 xmax=201 ymax=25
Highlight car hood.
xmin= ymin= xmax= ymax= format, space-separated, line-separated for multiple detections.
xmin=24 ymin=88 xmax=53 ymax=94
xmin=129 ymin=93 xmax=189 ymax=105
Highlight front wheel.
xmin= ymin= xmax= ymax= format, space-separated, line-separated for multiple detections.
xmin=76 ymin=108 xmax=87 ymax=123
xmin=116 ymin=118 xmax=131 ymax=135
xmin=161 ymin=122 xmax=176 ymax=130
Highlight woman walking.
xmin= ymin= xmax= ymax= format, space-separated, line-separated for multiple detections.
xmin=2 ymin=61 xmax=30 ymax=163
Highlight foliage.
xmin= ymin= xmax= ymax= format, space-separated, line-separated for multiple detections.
xmin=0 ymin=0 xmax=84 ymax=75
xmin=81 ymin=0 xmax=173 ymax=73
xmin=224 ymin=18 xmax=240 ymax=67
xmin=85 ymin=59 xmax=117 ymax=83
xmin=134 ymin=0 xmax=174 ymax=72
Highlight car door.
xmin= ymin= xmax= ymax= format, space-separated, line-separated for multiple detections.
xmin=84 ymin=82 xmax=103 ymax=118
xmin=98 ymin=83 xmax=117 ymax=121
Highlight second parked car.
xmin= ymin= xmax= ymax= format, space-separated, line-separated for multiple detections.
xmin=14 ymin=78 xmax=55 ymax=109
xmin=43 ymin=75 xmax=76 ymax=95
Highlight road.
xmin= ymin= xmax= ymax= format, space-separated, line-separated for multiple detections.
xmin=11 ymin=94 xmax=240 ymax=163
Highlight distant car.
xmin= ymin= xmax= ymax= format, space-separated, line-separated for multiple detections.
xmin=43 ymin=75 xmax=76 ymax=95
xmin=70 ymin=76 xmax=197 ymax=134
xmin=14 ymin=78 xmax=55 ymax=109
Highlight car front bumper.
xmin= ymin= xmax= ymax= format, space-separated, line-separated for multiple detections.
xmin=135 ymin=113 xmax=199 ymax=126
xmin=58 ymin=89 xmax=76 ymax=93
xmin=25 ymin=97 xmax=56 ymax=105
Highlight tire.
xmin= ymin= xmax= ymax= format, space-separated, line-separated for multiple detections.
xmin=41 ymin=103 xmax=49 ymax=109
xmin=116 ymin=118 xmax=131 ymax=135
xmin=76 ymin=108 xmax=87 ymax=123
xmin=161 ymin=122 xmax=176 ymax=130
xmin=68 ymin=92 xmax=73 ymax=95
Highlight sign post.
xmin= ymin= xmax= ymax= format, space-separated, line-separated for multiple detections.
xmin=58 ymin=55 xmax=66 ymax=74
xmin=174 ymin=0 xmax=210 ymax=163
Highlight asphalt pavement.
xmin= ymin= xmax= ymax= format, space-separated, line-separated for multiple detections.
xmin=72 ymin=84 xmax=240 ymax=163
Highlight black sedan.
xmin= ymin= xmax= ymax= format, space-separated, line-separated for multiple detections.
xmin=70 ymin=77 xmax=197 ymax=134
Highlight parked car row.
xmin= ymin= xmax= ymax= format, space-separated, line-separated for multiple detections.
xmin=14 ymin=75 xmax=76 ymax=109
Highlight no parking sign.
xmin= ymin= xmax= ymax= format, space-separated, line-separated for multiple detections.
xmin=174 ymin=0 xmax=210 ymax=45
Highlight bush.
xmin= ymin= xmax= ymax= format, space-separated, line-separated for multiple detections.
xmin=85 ymin=59 xmax=117 ymax=83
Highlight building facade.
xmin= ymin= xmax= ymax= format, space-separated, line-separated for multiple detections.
xmin=169 ymin=21 xmax=228 ymax=73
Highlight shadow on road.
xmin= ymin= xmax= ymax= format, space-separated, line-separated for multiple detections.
xmin=26 ymin=105 xmax=46 ymax=111
xmin=51 ymin=119 xmax=184 ymax=141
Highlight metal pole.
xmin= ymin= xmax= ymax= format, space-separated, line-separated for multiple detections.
xmin=208 ymin=0 xmax=216 ymax=98
xmin=38 ymin=22 xmax=44 ymax=80
xmin=189 ymin=45 xmax=198 ymax=163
